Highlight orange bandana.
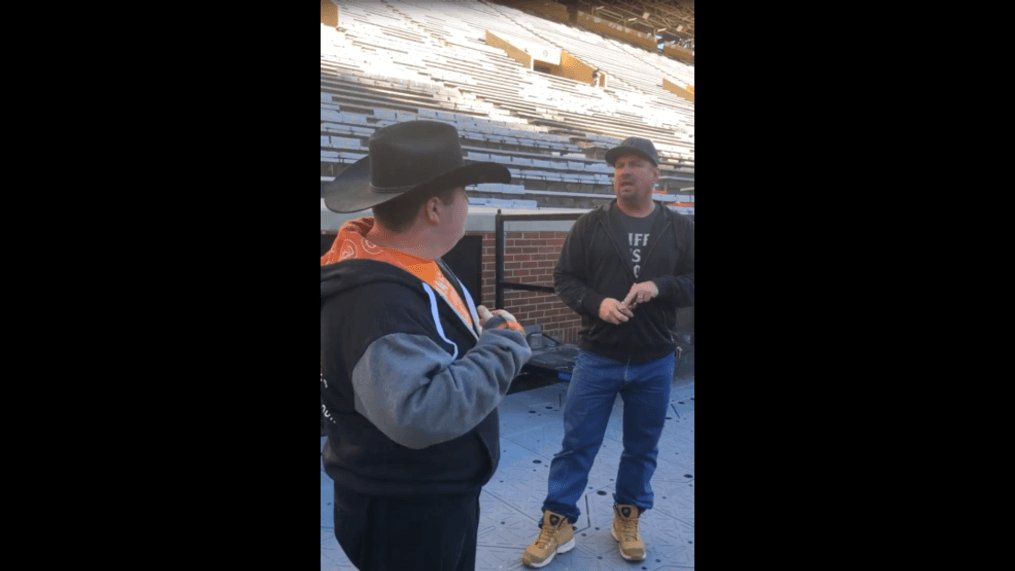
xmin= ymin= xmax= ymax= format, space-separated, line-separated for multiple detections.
xmin=322 ymin=218 xmax=474 ymax=328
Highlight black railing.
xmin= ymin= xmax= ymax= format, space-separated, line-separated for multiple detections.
xmin=494 ymin=210 xmax=585 ymax=308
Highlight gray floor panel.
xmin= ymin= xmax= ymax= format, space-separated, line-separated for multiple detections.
xmin=653 ymin=451 xmax=695 ymax=481
xmin=321 ymin=372 xmax=694 ymax=570
xmin=482 ymin=464 xmax=558 ymax=527
xmin=473 ymin=545 xmax=530 ymax=570
xmin=496 ymin=437 xmax=551 ymax=467
xmin=502 ymin=423 xmax=568 ymax=460
xmin=478 ymin=490 xmax=541 ymax=548
xmin=587 ymin=490 xmax=694 ymax=569
xmin=499 ymin=387 xmax=563 ymax=411
xmin=321 ymin=534 xmax=356 ymax=571
xmin=649 ymin=480 xmax=695 ymax=524
xmin=322 ymin=469 xmax=335 ymax=527
xmin=499 ymin=409 xmax=561 ymax=439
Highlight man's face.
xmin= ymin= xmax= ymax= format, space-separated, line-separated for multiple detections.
xmin=436 ymin=186 xmax=469 ymax=250
xmin=448 ymin=186 xmax=469 ymax=242
xmin=613 ymin=153 xmax=659 ymax=203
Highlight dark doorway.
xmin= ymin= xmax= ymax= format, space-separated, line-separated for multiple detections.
xmin=442 ymin=235 xmax=483 ymax=305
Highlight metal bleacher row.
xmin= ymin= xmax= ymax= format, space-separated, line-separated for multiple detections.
xmin=321 ymin=0 xmax=694 ymax=213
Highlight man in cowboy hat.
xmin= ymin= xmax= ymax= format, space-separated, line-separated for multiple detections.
xmin=320 ymin=120 xmax=532 ymax=571
xmin=521 ymin=136 xmax=694 ymax=567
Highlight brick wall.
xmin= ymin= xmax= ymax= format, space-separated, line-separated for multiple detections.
xmin=475 ymin=230 xmax=582 ymax=344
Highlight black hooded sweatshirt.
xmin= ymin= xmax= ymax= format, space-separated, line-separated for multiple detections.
xmin=555 ymin=199 xmax=694 ymax=363
xmin=321 ymin=257 xmax=531 ymax=496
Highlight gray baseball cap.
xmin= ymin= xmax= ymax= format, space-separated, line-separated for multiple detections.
xmin=605 ymin=136 xmax=659 ymax=167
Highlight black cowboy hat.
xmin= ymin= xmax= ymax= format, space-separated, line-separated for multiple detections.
xmin=322 ymin=120 xmax=511 ymax=213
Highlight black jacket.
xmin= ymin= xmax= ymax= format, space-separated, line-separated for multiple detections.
xmin=555 ymin=200 xmax=694 ymax=363
xmin=321 ymin=258 xmax=531 ymax=496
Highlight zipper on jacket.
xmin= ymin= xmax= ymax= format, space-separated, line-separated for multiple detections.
xmin=640 ymin=217 xmax=672 ymax=273
xmin=596 ymin=213 xmax=637 ymax=282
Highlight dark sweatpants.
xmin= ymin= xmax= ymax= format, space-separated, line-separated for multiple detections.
xmin=332 ymin=483 xmax=481 ymax=571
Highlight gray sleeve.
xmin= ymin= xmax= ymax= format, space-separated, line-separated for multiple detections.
xmin=351 ymin=327 xmax=532 ymax=449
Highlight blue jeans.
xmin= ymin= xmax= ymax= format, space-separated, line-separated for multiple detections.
xmin=542 ymin=349 xmax=674 ymax=523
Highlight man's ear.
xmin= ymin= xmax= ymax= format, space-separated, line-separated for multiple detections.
xmin=423 ymin=196 xmax=442 ymax=225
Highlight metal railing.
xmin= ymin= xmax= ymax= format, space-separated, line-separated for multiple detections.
xmin=494 ymin=210 xmax=585 ymax=308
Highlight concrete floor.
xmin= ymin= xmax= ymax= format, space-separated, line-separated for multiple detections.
xmin=321 ymin=362 xmax=695 ymax=570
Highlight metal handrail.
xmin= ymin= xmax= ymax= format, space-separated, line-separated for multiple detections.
xmin=494 ymin=209 xmax=585 ymax=308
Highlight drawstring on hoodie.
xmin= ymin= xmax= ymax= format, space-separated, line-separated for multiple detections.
xmin=422 ymin=283 xmax=459 ymax=359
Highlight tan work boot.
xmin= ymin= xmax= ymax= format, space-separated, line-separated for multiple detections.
xmin=522 ymin=510 xmax=575 ymax=568
xmin=611 ymin=504 xmax=646 ymax=561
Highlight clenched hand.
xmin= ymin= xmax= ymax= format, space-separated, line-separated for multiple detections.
xmin=622 ymin=281 xmax=659 ymax=309
xmin=598 ymin=298 xmax=634 ymax=324
xmin=477 ymin=305 xmax=518 ymax=328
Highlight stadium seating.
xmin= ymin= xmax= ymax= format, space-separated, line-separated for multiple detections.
xmin=321 ymin=0 xmax=694 ymax=213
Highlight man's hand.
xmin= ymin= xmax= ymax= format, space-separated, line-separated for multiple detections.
xmin=477 ymin=305 xmax=518 ymax=328
xmin=598 ymin=298 xmax=634 ymax=324
xmin=622 ymin=281 xmax=659 ymax=309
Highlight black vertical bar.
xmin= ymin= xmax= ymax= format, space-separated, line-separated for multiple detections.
xmin=494 ymin=210 xmax=583 ymax=307
xmin=495 ymin=209 xmax=504 ymax=308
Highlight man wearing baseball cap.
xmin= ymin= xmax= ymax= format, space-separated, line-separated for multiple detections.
xmin=320 ymin=120 xmax=532 ymax=571
xmin=522 ymin=136 xmax=694 ymax=567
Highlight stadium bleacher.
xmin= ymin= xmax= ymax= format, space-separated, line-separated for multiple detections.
xmin=321 ymin=0 xmax=694 ymax=213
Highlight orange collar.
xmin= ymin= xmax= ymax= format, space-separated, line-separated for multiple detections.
xmin=322 ymin=218 xmax=474 ymax=328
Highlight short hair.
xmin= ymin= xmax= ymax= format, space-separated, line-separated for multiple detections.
xmin=372 ymin=185 xmax=460 ymax=234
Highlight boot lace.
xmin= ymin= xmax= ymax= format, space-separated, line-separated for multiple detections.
xmin=535 ymin=522 xmax=559 ymax=549
xmin=617 ymin=513 xmax=640 ymax=541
